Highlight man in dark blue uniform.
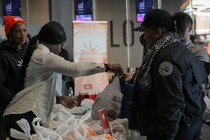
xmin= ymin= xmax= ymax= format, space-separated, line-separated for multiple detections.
xmin=126 ymin=9 xmax=207 ymax=140
xmin=173 ymin=11 xmax=210 ymax=140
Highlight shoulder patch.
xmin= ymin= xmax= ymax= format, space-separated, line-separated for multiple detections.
xmin=159 ymin=61 xmax=173 ymax=76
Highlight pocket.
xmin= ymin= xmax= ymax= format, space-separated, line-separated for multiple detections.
xmin=180 ymin=114 xmax=202 ymax=129
xmin=180 ymin=115 xmax=191 ymax=129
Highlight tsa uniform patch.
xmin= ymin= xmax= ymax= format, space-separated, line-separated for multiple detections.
xmin=159 ymin=61 xmax=173 ymax=76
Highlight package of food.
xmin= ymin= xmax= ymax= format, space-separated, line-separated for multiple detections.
xmin=98 ymin=109 xmax=112 ymax=136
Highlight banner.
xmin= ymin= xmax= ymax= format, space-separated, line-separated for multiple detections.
xmin=73 ymin=21 xmax=108 ymax=96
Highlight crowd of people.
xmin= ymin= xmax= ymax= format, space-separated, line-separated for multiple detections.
xmin=0 ymin=8 xmax=210 ymax=140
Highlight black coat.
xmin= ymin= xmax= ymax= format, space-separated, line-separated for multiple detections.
xmin=129 ymin=42 xmax=207 ymax=139
xmin=0 ymin=41 xmax=27 ymax=123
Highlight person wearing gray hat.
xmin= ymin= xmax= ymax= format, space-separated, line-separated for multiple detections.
xmin=124 ymin=9 xmax=208 ymax=140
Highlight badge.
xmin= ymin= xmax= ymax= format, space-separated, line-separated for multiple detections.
xmin=159 ymin=61 xmax=173 ymax=76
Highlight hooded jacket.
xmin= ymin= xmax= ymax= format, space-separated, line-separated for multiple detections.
xmin=0 ymin=41 xmax=27 ymax=122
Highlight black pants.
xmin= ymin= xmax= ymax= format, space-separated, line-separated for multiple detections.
xmin=147 ymin=119 xmax=203 ymax=140
xmin=174 ymin=118 xmax=202 ymax=140
xmin=0 ymin=124 xmax=8 ymax=140
xmin=2 ymin=111 xmax=36 ymax=140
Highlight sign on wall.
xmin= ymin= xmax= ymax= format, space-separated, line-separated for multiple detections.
xmin=73 ymin=21 xmax=109 ymax=95
xmin=2 ymin=0 xmax=21 ymax=17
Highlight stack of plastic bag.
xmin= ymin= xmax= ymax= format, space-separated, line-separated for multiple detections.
xmin=10 ymin=104 xmax=116 ymax=140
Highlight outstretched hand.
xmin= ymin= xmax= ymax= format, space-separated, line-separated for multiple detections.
xmin=109 ymin=64 xmax=124 ymax=75
xmin=124 ymin=72 xmax=134 ymax=82
xmin=117 ymin=72 xmax=134 ymax=84
xmin=58 ymin=96 xmax=78 ymax=109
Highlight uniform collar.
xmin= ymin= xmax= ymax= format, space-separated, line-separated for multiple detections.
xmin=181 ymin=40 xmax=192 ymax=46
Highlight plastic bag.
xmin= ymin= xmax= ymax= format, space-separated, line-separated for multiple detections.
xmin=49 ymin=104 xmax=115 ymax=140
xmin=48 ymin=104 xmax=91 ymax=136
xmin=203 ymin=95 xmax=210 ymax=123
xmin=91 ymin=76 xmax=123 ymax=120
xmin=86 ymin=118 xmax=128 ymax=140
xmin=10 ymin=119 xmax=32 ymax=140
xmin=10 ymin=104 xmax=115 ymax=140
xmin=10 ymin=118 xmax=62 ymax=140
xmin=32 ymin=117 xmax=63 ymax=140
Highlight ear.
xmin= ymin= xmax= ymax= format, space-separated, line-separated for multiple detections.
xmin=155 ymin=27 xmax=163 ymax=38
xmin=188 ymin=26 xmax=192 ymax=32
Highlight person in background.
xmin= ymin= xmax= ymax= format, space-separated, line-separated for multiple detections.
xmin=58 ymin=47 xmax=75 ymax=96
xmin=173 ymin=12 xmax=210 ymax=140
xmin=125 ymin=9 xmax=207 ymax=140
xmin=0 ymin=16 xmax=27 ymax=139
xmin=190 ymin=34 xmax=200 ymax=45
xmin=0 ymin=24 xmax=7 ymax=44
xmin=0 ymin=34 xmax=6 ymax=44
xmin=2 ymin=21 xmax=123 ymax=138
xmin=59 ymin=47 xmax=69 ymax=61
xmin=173 ymin=12 xmax=209 ymax=62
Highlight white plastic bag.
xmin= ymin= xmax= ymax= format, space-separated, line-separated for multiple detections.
xmin=10 ymin=119 xmax=32 ymax=140
xmin=86 ymin=118 xmax=128 ymax=140
xmin=32 ymin=117 xmax=62 ymax=140
xmin=81 ymin=99 xmax=94 ymax=110
xmin=91 ymin=76 xmax=123 ymax=120
xmin=10 ymin=118 xmax=62 ymax=140
xmin=48 ymin=104 xmax=91 ymax=137
xmin=49 ymin=104 xmax=115 ymax=140
xmin=203 ymin=95 xmax=210 ymax=123
xmin=9 ymin=104 xmax=116 ymax=140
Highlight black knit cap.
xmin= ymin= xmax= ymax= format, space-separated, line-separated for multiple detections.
xmin=134 ymin=9 xmax=174 ymax=32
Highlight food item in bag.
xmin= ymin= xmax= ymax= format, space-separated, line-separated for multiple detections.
xmin=98 ymin=109 xmax=113 ymax=136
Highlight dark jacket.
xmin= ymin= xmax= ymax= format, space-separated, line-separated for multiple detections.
xmin=0 ymin=41 xmax=27 ymax=123
xmin=129 ymin=42 xmax=207 ymax=139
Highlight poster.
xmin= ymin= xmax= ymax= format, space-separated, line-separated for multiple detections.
xmin=73 ymin=21 xmax=108 ymax=96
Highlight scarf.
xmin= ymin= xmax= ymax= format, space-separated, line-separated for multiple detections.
xmin=129 ymin=32 xmax=180 ymax=131
xmin=133 ymin=32 xmax=180 ymax=89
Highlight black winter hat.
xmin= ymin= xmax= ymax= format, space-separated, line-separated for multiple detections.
xmin=134 ymin=9 xmax=173 ymax=32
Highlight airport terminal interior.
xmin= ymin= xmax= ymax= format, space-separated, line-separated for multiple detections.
xmin=0 ymin=0 xmax=210 ymax=139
